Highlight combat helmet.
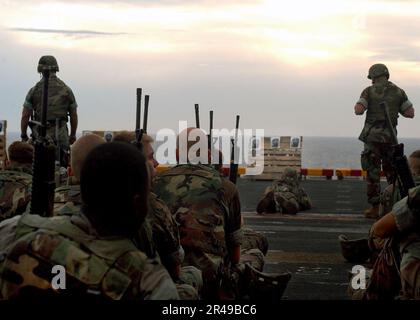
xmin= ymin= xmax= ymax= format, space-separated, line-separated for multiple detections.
xmin=278 ymin=167 xmax=299 ymax=185
xmin=367 ymin=63 xmax=389 ymax=80
xmin=37 ymin=55 xmax=59 ymax=73
xmin=338 ymin=234 xmax=371 ymax=263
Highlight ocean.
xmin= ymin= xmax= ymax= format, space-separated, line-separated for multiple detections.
xmin=5 ymin=132 xmax=420 ymax=169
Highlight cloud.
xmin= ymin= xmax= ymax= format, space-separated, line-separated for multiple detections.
xmin=8 ymin=27 xmax=127 ymax=37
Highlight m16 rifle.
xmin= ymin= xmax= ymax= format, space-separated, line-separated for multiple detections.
xmin=229 ymin=115 xmax=240 ymax=184
xmin=381 ymin=101 xmax=415 ymax=198
xmin=195 ymin=104 xmax=200 ymax=129
xmin=134 ymin=88 xmax=149 ymax=151
xmin=29 ymin=69 xmax=56 ymax=217
xmin=209 ymin=110 xmax=213 ymax=161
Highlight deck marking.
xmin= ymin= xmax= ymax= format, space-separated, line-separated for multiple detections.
xmin=266 ymin=250 xmax=344 ymax=265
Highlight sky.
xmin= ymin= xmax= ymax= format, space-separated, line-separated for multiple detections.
xmin=0 ymin=0 xmax=420 ymax=137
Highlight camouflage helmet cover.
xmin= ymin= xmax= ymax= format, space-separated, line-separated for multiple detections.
xmin=37 ymin=55 xmax=59 ymax=73
xmin=367 ymin=63 xmax=389 ymax=80
xmin=338 ymin=234 xmax=371 ymax=263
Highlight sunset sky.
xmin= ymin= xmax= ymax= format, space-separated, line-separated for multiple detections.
xmin=1 ymin=0 xmax=419 ymax=137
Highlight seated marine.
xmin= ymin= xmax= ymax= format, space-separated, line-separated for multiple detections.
xmin=0 ymin=142 xmax=34 ymax=222
xmin=0 ymin=142 xmax=179 ymax=300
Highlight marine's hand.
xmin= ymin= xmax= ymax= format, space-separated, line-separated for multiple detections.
xmin=402 ymin=106 xmax=415 ymax=118
xmin=20 ymin=133 xmax=29 ymax=142
xmin=69 ymin=135 xmax=76 ymax=145
xmin=354 ymin=104 xmax=366 ymax=115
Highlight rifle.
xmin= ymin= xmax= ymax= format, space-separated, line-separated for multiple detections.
xmin=134 ymin=88 xmax=149 ymax=151
xmin=143 ymin=95 xmax=149 ymax=134
xmin=29 ymin=69 xmax=56 ymax=217
xmin=209 ymin=110 xmax=213 ymax=162
xmin=134 ymin=88 xmax=145 ymax=152
xmin=195 ymin=104 xmax=200 ymax=128
xmin=381 ymin=101 xmax=415 ymax=198
xmin=229 ymin=115 xmax=240 ymax=184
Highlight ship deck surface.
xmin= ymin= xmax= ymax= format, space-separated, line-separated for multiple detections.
xmin=238 ymin=179 xmax=385 ymax=300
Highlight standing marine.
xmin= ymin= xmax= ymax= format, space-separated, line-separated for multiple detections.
xmin=354 ymin=63 xmax=415 ymax=219
xmin=20 ymin=55 xmax=78 ymax=168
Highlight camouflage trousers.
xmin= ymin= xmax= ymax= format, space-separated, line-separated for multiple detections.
xmin=32 ymin=124 xmax=70 ymax=167
xmin=183 ymin=229 xmax=268 ymax=299
xmin=399 ymin=238 xmax=420 ymax=299
xmin=176 ymin=266 xmax=203 ymax=300
xmin=361 ymin=143 xmax=394 ymax=206
xmin=241 ymin=227 xmax=268 ymax=271
xmin=274 ymin=192 xmax=299 ymax=215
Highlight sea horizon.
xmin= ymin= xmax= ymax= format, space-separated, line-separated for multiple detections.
xmin=4 ymin=131 xmax=420 ymax=169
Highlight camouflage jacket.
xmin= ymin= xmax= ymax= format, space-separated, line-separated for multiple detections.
xmin=23 ymin=74 xmax=78 ymax=123
xmin=357 ymin=80 xmax=412 ymax=144
xmin=147 ymin=192 xmax=182 ymax=270
xmin=54 ymin=184 xmax=81 ymax=216
xmin=0 ymin=165 xmax=32 ymax=222
xmin=54 ymin=186 xmax=182 ymax=272
xmin=0 ymin=213 xmax=179 ymax=300
xmin=392 ymin=185 xmax=420 ymax=234
xmin=379 ymin=176 xmax=420 ymax=218
xmin=153 ymin=164 xmax=242 ymax=261
xmin=269 ymin=179 xmax=312 ymax=210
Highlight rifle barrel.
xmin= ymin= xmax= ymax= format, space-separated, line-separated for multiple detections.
xmin=209 ymin=110 xmax=213 ymax=146
xmin=40 ymin=70 xmax=50 ymax=137
xmin=144 ymin=95 xmax=149 ymax=133
xmin=195 ymin=104 xmax=200 ymax=128
xmin=136 ymin=88 xmax=142 ymax=136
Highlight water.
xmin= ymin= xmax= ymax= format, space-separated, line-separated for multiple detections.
xmin=5 ymin=132 xmax=420 ymax=169
xmin=302 ymin=136 xmax=420 ymax=168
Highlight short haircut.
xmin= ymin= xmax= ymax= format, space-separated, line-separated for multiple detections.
xmin=112 ymin=131 xmax=154 ymax=144
xmin=409 ymin=150 xmax=420 ymax=175
xmin=409 ymin=150 xmax=420 ymax=160
xmin=8 ymin=141 xmax=34 ymax=164
xmin=71 ymin=134 xmax=105 ymax=181
xmin=80 ymin=142 xmax=149 ymax=237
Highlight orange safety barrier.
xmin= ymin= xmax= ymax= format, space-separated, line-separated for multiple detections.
xmin=302 ymin=168 xmax=385 ymax=179
xmin=300 ymin=168 xmax=334 ymax=178
xmin=157 ymin=165 xmax=246 ymax=177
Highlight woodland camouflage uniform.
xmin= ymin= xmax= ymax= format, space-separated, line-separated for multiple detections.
xmin=0 ymin=213 xmax=179 ymax=300
xmin=23 ymin=57 xmax=77 ymax=160
xmin=356 ymin=64 xmax=413 ymax=207
xmin=154 ymin=164 xmax=243 ymax=298
xmin=54 ymin=185 xmax=201 ymax=299
xmin=0 ymin=164 xmax=32 ymax=223
xmin=257 ymin=167 xmax=312 ymax=214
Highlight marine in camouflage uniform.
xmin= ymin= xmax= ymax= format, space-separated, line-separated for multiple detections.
xmin=354 ymin=63 xmax=415 ymax=218
xmin=154 ymin=163 xmax=243 ymax=299
xmin=0 ymin=142 xmax=34 ymax=222
xmin=379 ymin=150 xmax=420 ymax=218
xmin=20 ymin=56 xmax=78 ymax=168
xmin=112 ymin=131 xmax=202 ymax=299
xmin=372 ymin=185 xmax=420 ymax=299
xmin=256 ymin=167 xmax=312 ymax=215
xmin=0 ymin=142 xmax=179 ymax=300
xmin=360 ymin=152 xmax=420 ymax=300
